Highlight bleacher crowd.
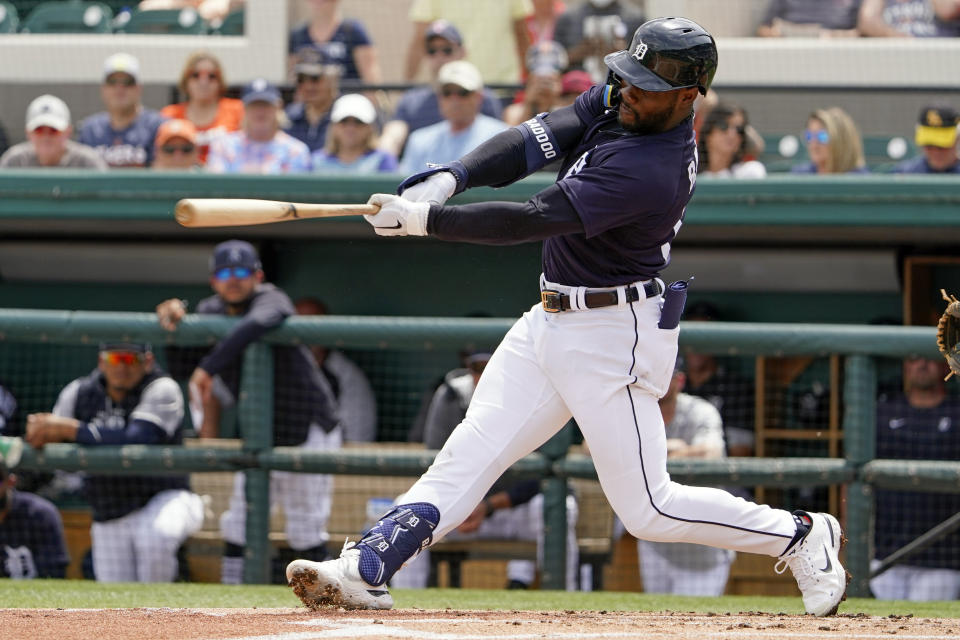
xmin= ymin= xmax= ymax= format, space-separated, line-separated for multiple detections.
xmin=0 ymin=0 xmax=957 ymax=175
xmin=1 ymin=0 xmax=960 ymax=602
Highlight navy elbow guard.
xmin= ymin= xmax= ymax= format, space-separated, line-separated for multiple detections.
xmin=517 ymin=113 xmax=561 ymax=174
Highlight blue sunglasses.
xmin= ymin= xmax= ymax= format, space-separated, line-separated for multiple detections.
xmin=213 ymin=266 xmax=253 ymax=281
xmin=804 ymin=129 xmax=830 ymax=144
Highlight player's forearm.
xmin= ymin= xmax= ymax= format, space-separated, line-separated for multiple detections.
xmin=428 ymin=185 xmax=583 ymax=245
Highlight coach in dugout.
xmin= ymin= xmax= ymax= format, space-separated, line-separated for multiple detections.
xmin=156 ymin=240 xmax=341 ymax=584
xmin=24 ymin=342 xmax=203 ymax=582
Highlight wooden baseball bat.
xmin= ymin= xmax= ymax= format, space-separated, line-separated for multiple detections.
xmin=175 ymin=198 xmax=380 ymax=227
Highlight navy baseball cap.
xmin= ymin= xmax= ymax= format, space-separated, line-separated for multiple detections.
xmin=210 ymin=240 xmax=261 ymax=272
xmin=242 ymin=78 xmax=281 ymax=105
xmin=425 ymin=19 xmax=462 ymax=46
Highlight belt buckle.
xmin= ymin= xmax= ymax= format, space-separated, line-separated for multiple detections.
xmin=541 ymin=289 xmax=563 ymax=313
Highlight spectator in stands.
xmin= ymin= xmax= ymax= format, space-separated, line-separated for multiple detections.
xmin=207 ymin=79 xmax=312 ymax=174
xmin=698 ymin=103 xmax=767 ymax=178
xmin=288 ymin=0 xmax=381 ymax=84
xmin=399 ymin=61 xmax=507 ymax=174
xmin=894 ymin=104 xmax=960 ymax=174
xmin=681 ymin=301 xmax=756 ymax=459
xmin=380 ymin=20 xmax=502 ymax=158
xmin=858 ymin=0 xmax=960 ymax=36
xmin=503 ymin=40 xmax=568 ymax=126
xmin=161 ymin=51 xmax=244 ymax=164
xmin=24 ymin=342 xmax=203 ymax=582
xmin=79 ymin=53 xmax=165 ymax=168
xmin=138 ymin=0 xmax=243 ymax=24
xmin=310 ymin=94 xmax=397 ymax=174
xmin=553 ymin=0 xmax=644 ymax=81
xmin=525 ymin=0 xmax=566 ymax=46
xmin=792 ymin=107 xmax=868 ymax=174
xmin=284 ymin=48 xmax=340 ymax=154
xmin=152 ymin=119 xmax=201 ymax=171
xmin=0 ymin=457 xmax=69 ymax=579
xmin=391 ymin=351 xmax=579 ymax=591
xmin=405 ymin=0 xmax=532 ymax=85
xmin=637 ymin=358 xmax=734 ymax=596
xmin=872 ymin=356 xmax=960 ymax=600
xmin=294 ymin=297 xmax=378 ymax=443
xmin=556 ymin=70 xmax=593 ymax=107
xmin=0 ymin=95 xmax=106 ymax=169
xmin=156 ymin=241 xmax=341 ymax=584
xmin=757 ymin=0 xmax=862 ymax=37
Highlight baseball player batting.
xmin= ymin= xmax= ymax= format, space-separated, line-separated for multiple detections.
xmin=287 ymin=17 xmax=848 ymax=616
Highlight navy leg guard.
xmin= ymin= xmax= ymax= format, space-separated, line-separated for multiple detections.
xmin=355 ymin=502 xmax=439 ymax=586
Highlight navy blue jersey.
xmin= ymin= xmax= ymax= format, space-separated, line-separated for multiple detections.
xmin=77 ymin=110 xmax=165 ymax=168
xmin=54 ymin=369 xmax=188 ymax=522
xmin=874 ymin=393 xmax=960 ymax=568
xmin=545 ymin=85 xmax=699 ymax=286
xmin=289 ymin=19 xmax=372 ymax=82
xmin=167 ymin=283 xmax=339 ymax=445
xmin=893 ymin=155 xmax=960 ymax=174
xmin=0 ymin=490 xmax=69 ymax=578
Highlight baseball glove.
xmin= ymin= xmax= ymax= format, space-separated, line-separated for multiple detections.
xmin=937 ymin=289 xmax=960 ymax=381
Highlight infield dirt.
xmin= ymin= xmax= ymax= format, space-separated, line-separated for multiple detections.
xmin=2 ymin=607 xmax=958 ymax=640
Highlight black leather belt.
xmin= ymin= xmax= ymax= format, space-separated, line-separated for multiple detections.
xmin=540 ymin=280 xmax=661 ymax=313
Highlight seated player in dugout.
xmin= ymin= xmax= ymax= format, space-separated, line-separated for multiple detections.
xmin=24 ymin=342 xmax=203 ymax=582
xmin=286 ymin=17 xmax=849 ymax=618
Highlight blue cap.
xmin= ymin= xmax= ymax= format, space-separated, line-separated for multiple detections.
xmin=210 ymin=240 xmax=261 ymax=272
xmin=242 ymin=78 xmax=281 ymax=105
xmin=425 ymin=19 xmax=462 ymax=46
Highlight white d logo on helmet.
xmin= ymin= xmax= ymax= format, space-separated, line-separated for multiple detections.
xmin=631 ymin=41 xmax=648 ymax=61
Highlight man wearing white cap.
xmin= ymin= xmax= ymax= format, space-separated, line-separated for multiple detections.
xmin=399 ymin=60 xmax=506 ymax=175
xmin=0 ymin=95 xmax=106 ymax=169
xmin=79 ymin=53 xmax=166 ymax=168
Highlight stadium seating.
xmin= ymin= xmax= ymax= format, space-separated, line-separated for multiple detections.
xmin=19 ymin=0 xmax=113 ymax=33
xmin=759 ymin=133 xmax=917 ymax=173
xmin=113 ymin=7 xmax=207 ymax=35
xmin=0 ymin=1 xmax=19 ymax=33
xmin=212 ymin=7 xmax=242 ymax=36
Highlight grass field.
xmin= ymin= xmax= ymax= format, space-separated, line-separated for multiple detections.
xmin=3 ymin=579 xmax=960 ymax=618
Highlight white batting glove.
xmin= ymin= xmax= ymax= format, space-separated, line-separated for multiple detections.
xmin=399 ymin=171 xmax=457 ymax=205
xmin=365 ymin=193 xmax=430 ymax=237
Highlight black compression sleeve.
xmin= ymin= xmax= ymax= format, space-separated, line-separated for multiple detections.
xmin=461 ymin=104 xmax=586 ymax=189
xmin=428 ymin=183 xmax=584 ymax=245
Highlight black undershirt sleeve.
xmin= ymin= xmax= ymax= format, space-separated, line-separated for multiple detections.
xmin=428 ymin=182 xmax=584 ymax=245
xmin=460 ymin=104 xmax=586 ymax=189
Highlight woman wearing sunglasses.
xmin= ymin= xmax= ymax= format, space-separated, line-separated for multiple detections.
xmin=311 ymin=94 xmax=397 ymax=174
xmin=697 ymin=103 xmax=766 ymax=178
xmin=161 ymin=51 xmax=244 ymax=164
xmin=792 ymin=107 xmax=868 ymax=175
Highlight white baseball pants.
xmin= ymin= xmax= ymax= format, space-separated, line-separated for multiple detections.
xmin=221 ymin=423 xmax=341 ymax=549
xmin=91 ymin=488 xmax=204 ymax=582
xmin=400 ymin=279 xmax=797 ymax=558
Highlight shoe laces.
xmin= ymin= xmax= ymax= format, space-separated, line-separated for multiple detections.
xmin=775 ymin=544 xmax=818 ymax=592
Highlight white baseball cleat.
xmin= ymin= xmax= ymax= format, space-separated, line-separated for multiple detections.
xmin=286 ymin=545 xmax=393 ymax=611
xmin=775 ymin=512 xmax=849 ymax=616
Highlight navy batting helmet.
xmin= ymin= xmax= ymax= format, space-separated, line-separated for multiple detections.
xmin=603 ymin=17 xmax=717 ymax=104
